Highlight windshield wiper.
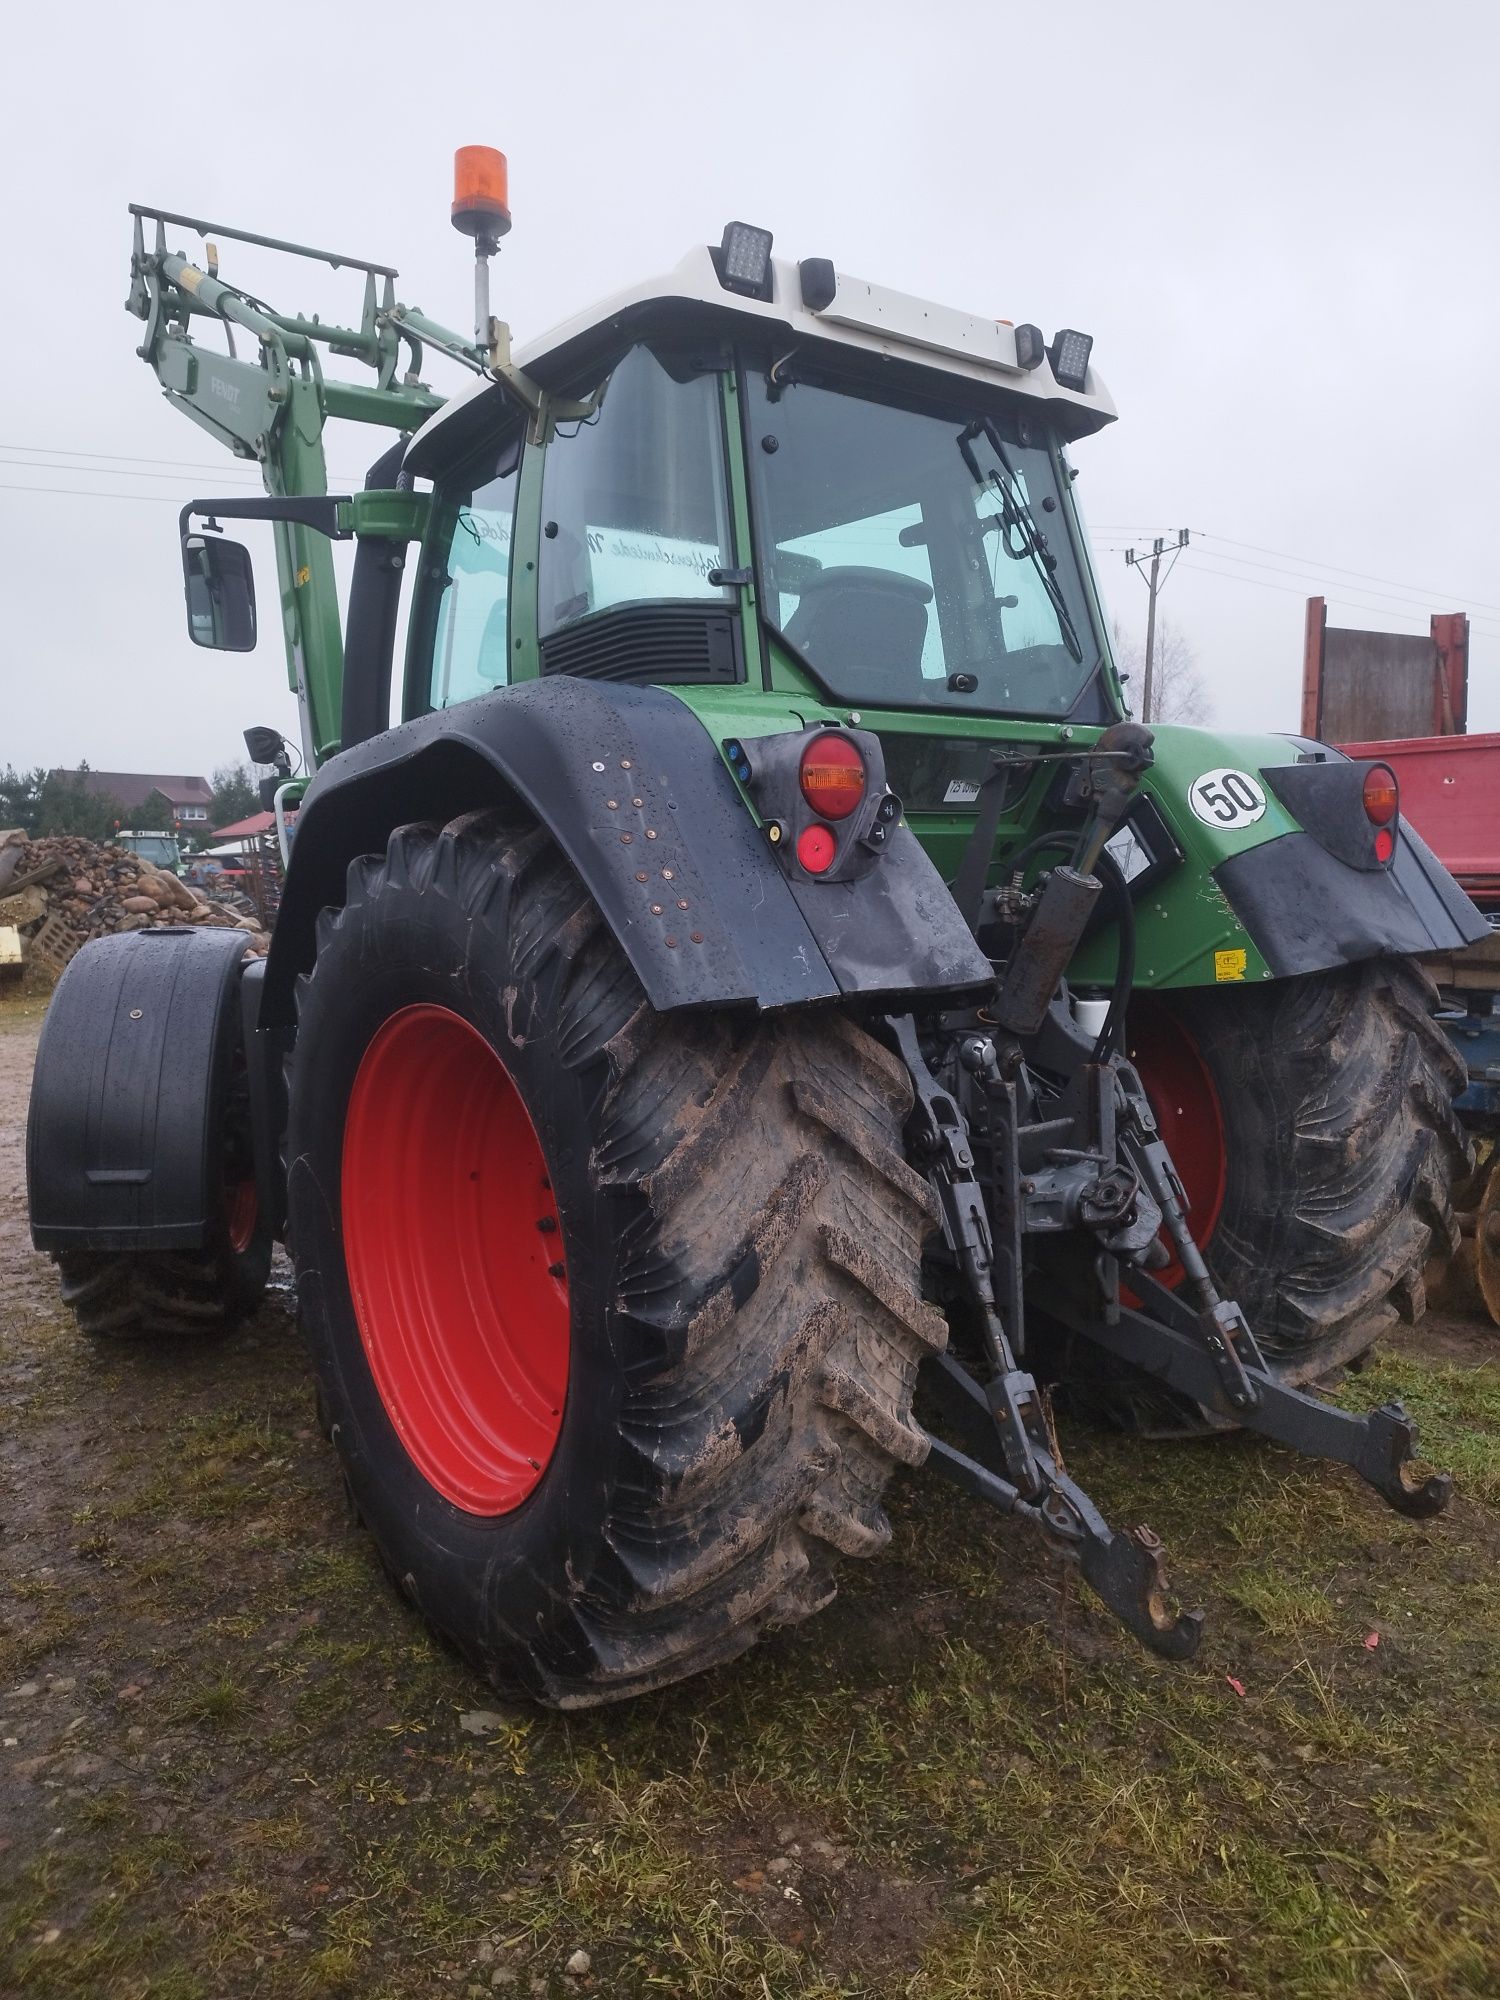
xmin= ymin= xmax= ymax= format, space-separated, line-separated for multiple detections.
xmin=958 ymin=421 xmax=1084 ymax=665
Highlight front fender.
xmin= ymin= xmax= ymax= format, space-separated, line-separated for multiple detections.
xmin=263 ymin=678 xmax=991 ymax=1029
xmin=27 ymin=926 xmax=252 ymax=1252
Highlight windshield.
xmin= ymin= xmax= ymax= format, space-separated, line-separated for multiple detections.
xmin=121 ymin=835 xmax=178 ymax=866
xmin=745 ymin=370 xmax=1102 ymax=716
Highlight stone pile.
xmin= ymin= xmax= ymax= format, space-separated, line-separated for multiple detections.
xmin=0 ymin=831 xmax=271 ymax=977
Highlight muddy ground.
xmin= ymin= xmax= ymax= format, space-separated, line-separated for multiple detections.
xmin=2 ymin=989 xmax=1497 ymax=1999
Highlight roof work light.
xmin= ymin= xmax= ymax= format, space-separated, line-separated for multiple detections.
xmin=1048 ymin=328 xmax=1094 ymax=392
xmin=1013 ymin=323 xmax=1046 ymax=371
xmin=714 ymin=221 xmax=775 ymax=301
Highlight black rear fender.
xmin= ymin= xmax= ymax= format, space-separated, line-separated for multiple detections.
xmin=261 ymin=678 xmax=991 ymax=1032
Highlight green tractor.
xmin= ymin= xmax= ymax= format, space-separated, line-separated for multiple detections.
xmin=27 ymin=155 xmax=1484 ymax=1704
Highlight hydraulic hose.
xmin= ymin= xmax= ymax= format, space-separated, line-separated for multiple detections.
xmin=1089 ymin=848 xmax=1135 ymax=1064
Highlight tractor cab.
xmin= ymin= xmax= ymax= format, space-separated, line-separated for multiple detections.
xmin=400 ymin=230 xmax=1121 ymax=735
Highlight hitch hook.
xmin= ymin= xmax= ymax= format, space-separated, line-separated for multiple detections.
xmin=1080 ymin=1523 xmax=1206 ymax=1662
xmin=1040 ymin=1462 xmax=1205 ymax=1661
xmin=1364 ymin=1401 xmax=1453 ymax=1519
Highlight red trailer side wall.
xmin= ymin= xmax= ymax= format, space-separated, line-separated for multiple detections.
xmin=1340 ymin=733 xmax=1500 ymax=907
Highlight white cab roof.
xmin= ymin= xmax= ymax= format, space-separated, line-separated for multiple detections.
xmin=409 ymin=244 xmax=1114 ymax=467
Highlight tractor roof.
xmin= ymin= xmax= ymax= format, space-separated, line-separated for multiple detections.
xmin=406 ymin=244 xmax=1115 ymax=474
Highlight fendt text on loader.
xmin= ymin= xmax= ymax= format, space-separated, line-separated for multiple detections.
xmin=26 ymin=151 xmax=1487 ymax=1704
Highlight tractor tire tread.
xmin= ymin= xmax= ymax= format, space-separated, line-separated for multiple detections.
xmin=296 ymin=812 xmax=944 ymax=1707
xmin=1171 ymin=955 xmax=1469 ymax=1382
xmin=54 ymin=1245 xmax=263 ymax=1341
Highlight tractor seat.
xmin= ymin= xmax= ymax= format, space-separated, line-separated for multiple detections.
xmin=783 ymin=566 xmax=933 ymax=689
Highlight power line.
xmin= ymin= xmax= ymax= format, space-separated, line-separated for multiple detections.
xmin=0 ymin=441 xmax=262 ymax=474
xmin=1097 ymin=539 xmax=1500 ymax=634
xmin=0 ymin=440 xmax=364 ymax=485
xmin=0 ymin=480 xmax=182 ymax=504
xmin=0 ymin=454 xmax=270 ymax=489
xmin=1184 ymin=543 xmax=1500 ymax=629
xmin=1174 ymin=551 xmax=1500 ymax=638
xmin=1093 ymin=528 xmax=1500 ymax=637
xmin=1198 ymin=531 xmax=1500 ymax=618
xmin=1091 ymin=523 xmax=1500 ymax=619
xmin=1165 ymin=544 xmax=1500 ymax=636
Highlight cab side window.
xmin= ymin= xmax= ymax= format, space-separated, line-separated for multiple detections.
xmin=425 ymin=439 xmax=520 ymax=710
xmin=536 ymin=346 xmax=733 ymax=637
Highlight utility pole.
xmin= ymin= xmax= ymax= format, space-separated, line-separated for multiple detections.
xmin=1124 ymin=530 xmax=1190 ymax=721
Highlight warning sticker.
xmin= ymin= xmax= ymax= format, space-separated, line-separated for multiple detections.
xmin=1214 ymin=948 xmax=1248 ymax=982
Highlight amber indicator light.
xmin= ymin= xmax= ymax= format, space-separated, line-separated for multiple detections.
xmin=1361 ymin=765 xmax=1399 ymax=827
xmin=799 ymin=733 xmax=866 ymax=821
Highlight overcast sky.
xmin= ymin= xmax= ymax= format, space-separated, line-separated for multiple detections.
xmin=2 ymin=0 xmax=1496 ymax=780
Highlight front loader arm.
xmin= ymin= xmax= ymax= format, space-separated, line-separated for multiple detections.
xmin=127 ymin=206 xmax=460 ymax=766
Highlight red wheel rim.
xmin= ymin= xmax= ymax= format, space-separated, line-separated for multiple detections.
xmin=225 ymin=1180 xmax=259 ymax=1255
xmin=1126 ymin=1000 xmax=1227 ymax=1289
xmin=341 ymin=1004 xmax=570 ymax=1515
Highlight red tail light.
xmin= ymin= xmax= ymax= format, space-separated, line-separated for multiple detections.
xmin=1361 ymin=764 xmax=1399 ymax=827
xmin=799 ymin=733 xmax=866 ymax=821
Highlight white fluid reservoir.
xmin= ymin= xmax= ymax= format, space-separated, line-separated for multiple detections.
xmin=1072 ymin=996 xmax=1111 ymax=1040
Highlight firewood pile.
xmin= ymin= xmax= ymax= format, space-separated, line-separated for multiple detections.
xmin=0 ymin=831 xmax=271 ymax=979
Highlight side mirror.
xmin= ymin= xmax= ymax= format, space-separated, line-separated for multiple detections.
xmin=182 ymin=533 xmax=257 ymax=651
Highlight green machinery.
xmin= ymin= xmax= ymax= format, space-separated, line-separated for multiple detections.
xmin=25 ymin=156 xmax=1485 ymax=1704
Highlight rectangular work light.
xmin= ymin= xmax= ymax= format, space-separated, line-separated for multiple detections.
xmin=714 ymin=221 xmax=775 ymax=301
xmin=1013 ymin=323 xmax=1046 ymax=371
xmin=1048 ymin=328 xmax=1094 ymax=392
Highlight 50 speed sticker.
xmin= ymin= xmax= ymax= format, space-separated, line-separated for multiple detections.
xmin=1187 ymin=767 xmax=1267 ymax=829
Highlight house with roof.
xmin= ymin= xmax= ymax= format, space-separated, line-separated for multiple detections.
xmin=50 ymin=769 xmax=215 ymax=827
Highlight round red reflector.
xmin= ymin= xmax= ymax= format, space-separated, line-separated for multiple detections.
xmin=1362 ymin=764 xmax=1399 ymax=826
xmin=1373 ymin=827 xmax=1395 ymax=864
xmin=796 ymin=823 xmax=837 ymax=874
xmin=799 ymin=733 xmax=866 ymax=821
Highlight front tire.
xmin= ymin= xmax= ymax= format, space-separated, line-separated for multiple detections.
xmin=286 ymin=812 xmax=946 ymax=1707
xmin=1130 ymin=957 xmax=1468 ymax=1392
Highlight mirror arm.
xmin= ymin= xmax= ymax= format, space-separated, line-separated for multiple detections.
xmin=178 ymin=495 xmax=354 ymax=541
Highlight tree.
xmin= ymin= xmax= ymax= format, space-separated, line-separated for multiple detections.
xmin=1112 ymin=617 xmax=1212 ymax=725
xmin=141 ymin=788 xmax=178 ymax=833
xmin=35 ymin=765 xmax=129 ymax=842
xmin=0 ymin=765 xmax=47 ymax=835
xmin=210 ymin=761 xmax=259 ymax=828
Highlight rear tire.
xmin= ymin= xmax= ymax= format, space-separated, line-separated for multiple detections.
xmin=285 ymin=812 xmax=946 ymax=1707
xmin=1128 ymin=957 xmax=1468 ymax=1409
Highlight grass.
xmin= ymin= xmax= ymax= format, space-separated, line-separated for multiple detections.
xmin=8 ymin=1363 xmax=1496 ymax=2000
xmin=2 ymin=990 xmax=1497 ymax=1994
